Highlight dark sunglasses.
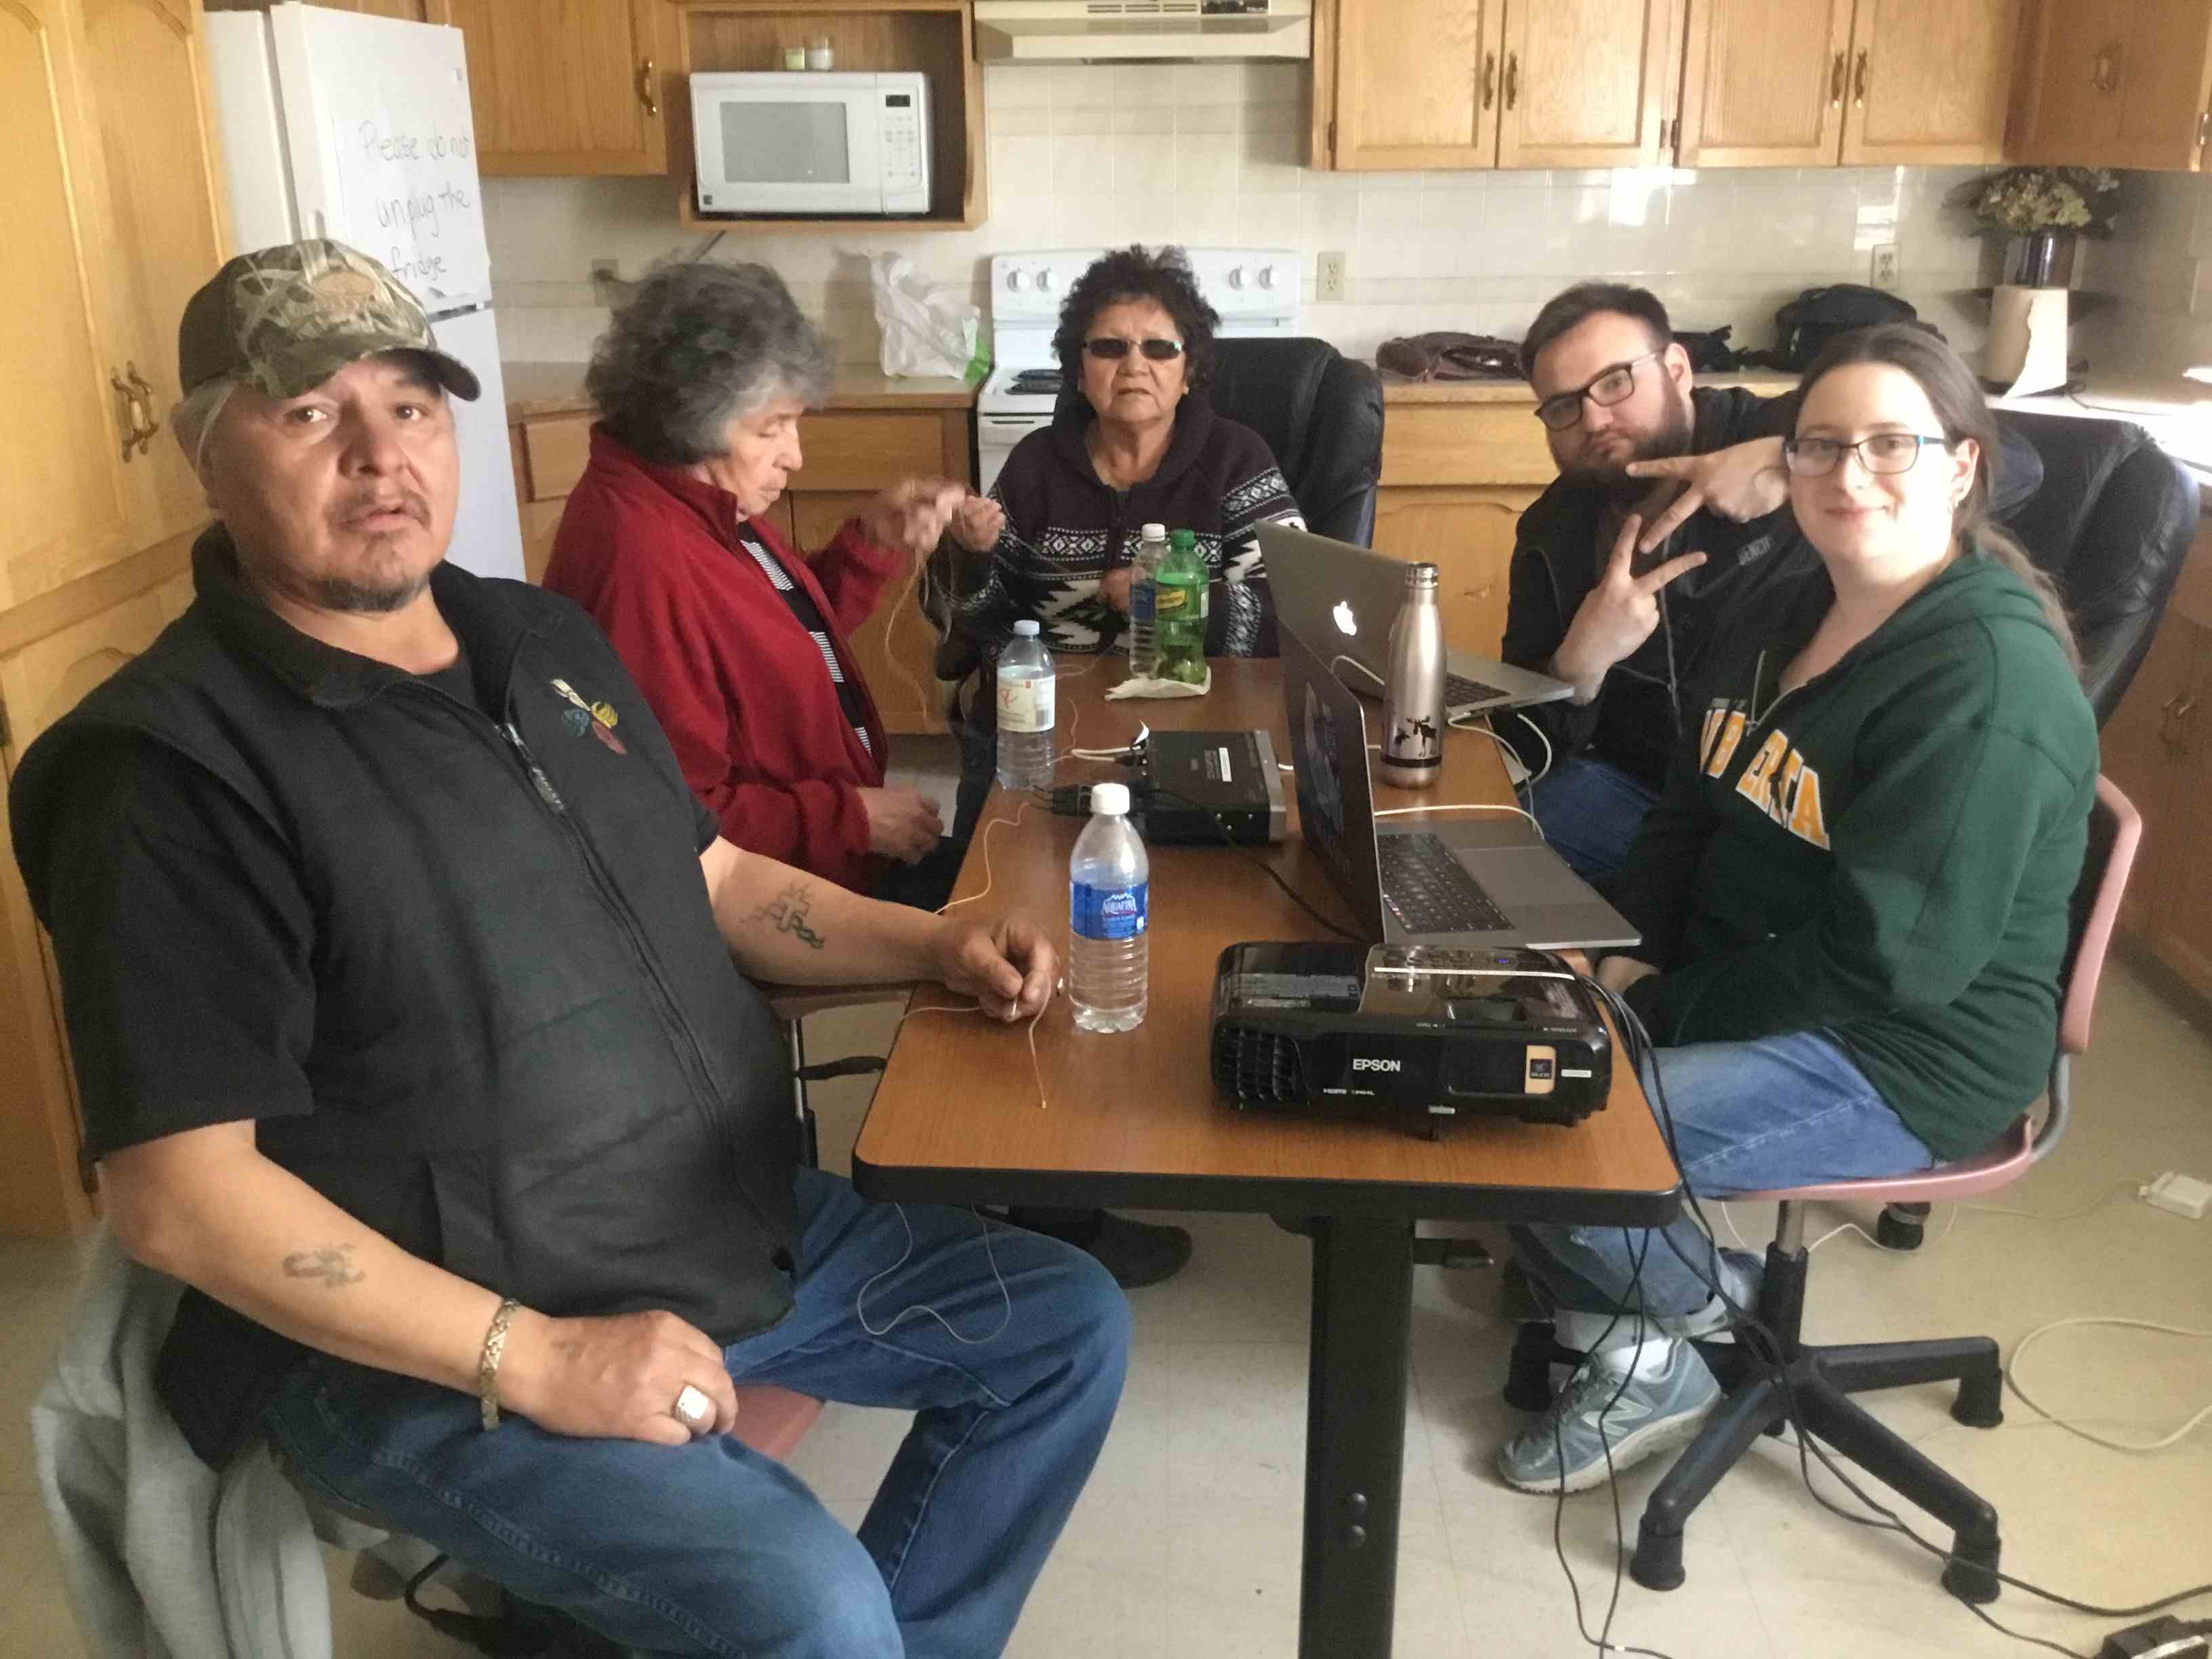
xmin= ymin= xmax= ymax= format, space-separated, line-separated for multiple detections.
xmin=1082 ymin=337 xmax=1186 ymax=362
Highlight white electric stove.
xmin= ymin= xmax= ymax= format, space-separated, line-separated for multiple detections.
xmin=975 ymin=247 xmax=1301 ymax=495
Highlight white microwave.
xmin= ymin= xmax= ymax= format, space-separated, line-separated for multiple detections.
xmin=691 ymin=70 xmax=932 ymax=218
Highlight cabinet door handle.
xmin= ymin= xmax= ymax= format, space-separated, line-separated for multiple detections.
xmin=110 ymin=369 xmax=140 ymax=464
xmin=127 ymin=367 xmax=162 ymax=453
xmin=1504 ymin=51 xmax=1519 ymax=112
xmin=1481 ymin=51 xmax=1496 ymax=111
xmin=1829 ymin=50 xmax=1846 ymax=108
xmin=2092 ymin=41 xmax=2123 ymax=96
xmin=1852 ymin=49 xmax=1868 ymax=109
xmin=637 ymin=58 xmax=659 ymax=119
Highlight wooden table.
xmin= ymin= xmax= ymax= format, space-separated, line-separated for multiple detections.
xmin=851 ymin=659 xmax=1681 ymax=1659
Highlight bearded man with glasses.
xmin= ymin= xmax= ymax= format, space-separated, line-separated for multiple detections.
xmin=1496 ymin=283 xmax=2043 ymax=892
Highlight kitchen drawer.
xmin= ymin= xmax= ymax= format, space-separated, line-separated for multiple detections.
xmin=522 ymin=414 xmax=594 ymax=501
xmin=1379 ymin=403 xmax=1558 ymax=489
xmin=797 ymin=413 xmax=949 ymax=492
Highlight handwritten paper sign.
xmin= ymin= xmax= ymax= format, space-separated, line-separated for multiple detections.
xmin=306 ymin=21 xmax=491 ymax=309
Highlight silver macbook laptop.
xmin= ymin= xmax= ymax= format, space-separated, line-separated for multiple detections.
xmin=1279 ymin=623 xmax=1639 ymax=951
xmin=1261 ymin=523 xmax=1574 ymax=720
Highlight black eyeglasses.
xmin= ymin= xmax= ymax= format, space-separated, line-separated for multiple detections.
xmin=1533 ymin=352 xmax=1662 ymax=431
xmin=1782 ymin=432 xmax=1949 ymax=477
xmin=1082 ymin=337 xmax=1185 ymax=362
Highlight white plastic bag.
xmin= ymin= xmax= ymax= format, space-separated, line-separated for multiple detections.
xmin=870 ymin=253 xmax=985 ymax=380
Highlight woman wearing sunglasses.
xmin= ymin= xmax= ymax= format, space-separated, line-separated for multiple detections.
xmin=1496 ymin=325 xmax=2097 ymax=1494
xmin=922 ymin=244 xmax=1305 ymax=1288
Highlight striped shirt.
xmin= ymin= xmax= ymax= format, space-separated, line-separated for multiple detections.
xmin=735 ymin=529 xmax=872 ymax=758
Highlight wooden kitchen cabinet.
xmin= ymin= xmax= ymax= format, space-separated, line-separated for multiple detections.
xmin=1313 ymin=0 xmax=1675 ymax=169
xmin=2102 ymin=518 xmax=2212 ymax=1002
xmin=1320 ymin=0 xmax=1503 ymax=169
xmin=1 ymin=0 xmax=224 ymax=1235
xmin=1496 ymin=0 xmax=1678 ymax=169
xmin=1679 ymin=0 xmax=2017 ymax=168
xmin=506 ymin=375 xmax=970 ymax=734
xmin=1838 ymin=0 xmax=2020 ymax=165
xmin=2011 ymin=0 xmax=2212 ymax=172
xmin=1372 ymin=486 xmax=1540 ymax=660
xmin=445 ymin=0 xmax=667 ymax=176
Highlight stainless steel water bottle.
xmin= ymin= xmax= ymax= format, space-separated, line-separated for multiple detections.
xmin=1380 ymin=562 xmax=1445 ymax=790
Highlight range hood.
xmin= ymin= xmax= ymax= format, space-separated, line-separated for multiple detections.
xmin=974 ymin=0 xmax=1312 ymax=62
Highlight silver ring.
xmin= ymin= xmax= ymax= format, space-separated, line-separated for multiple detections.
xmin=672 ymin=1384 xmax=712 ymax=1429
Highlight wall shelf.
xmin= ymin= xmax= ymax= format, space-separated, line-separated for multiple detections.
xmin=665 ymin=0 xmax=987 ymax=231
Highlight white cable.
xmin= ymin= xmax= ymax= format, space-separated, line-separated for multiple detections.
xmin=2005 ymin=1317 xmax=2212 ymax=1452
xmin=1330 ymin=653 xmax=1387 ymax=692
xmin=1372 ymin=800 xmax=1544 ymax=836
xmin=1512 ymin=710 xmax=1555 ymax=787
xmin=1963 ymin=1175 xmax=2153 ymax=1221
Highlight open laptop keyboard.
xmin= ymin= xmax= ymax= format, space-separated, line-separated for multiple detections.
xmin=1378 ymin=833 xmax=1512 ymax=934
xmin=1445 ymin=670 xmax=1507 ymax=708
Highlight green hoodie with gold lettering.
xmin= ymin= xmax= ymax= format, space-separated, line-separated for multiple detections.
xmin=1615 ymin=549 xmax=2097 ymax=1161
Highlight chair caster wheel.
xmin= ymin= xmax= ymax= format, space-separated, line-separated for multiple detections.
xmin=1942 ymin=1534 xmax=2001 ymax=1604
xmin=1876 ymin=1204 xmax=1929 ymax=1250
xmin=1629 ymin=1521 xmax=1685 ymax=1592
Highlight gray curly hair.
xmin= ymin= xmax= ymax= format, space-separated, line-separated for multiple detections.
xmin=588 ymin=260 xmax=834 ymax=466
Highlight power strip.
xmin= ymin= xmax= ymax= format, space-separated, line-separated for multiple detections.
xmin=2143 ymin=1171 xmax=2212 ymax=1220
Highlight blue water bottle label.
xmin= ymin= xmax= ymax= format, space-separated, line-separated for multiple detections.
xmin=1071 ymin=880 xmax=1149 ymax=941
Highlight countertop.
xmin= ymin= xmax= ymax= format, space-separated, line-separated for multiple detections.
xmin=1376 ymin=370 xmax=1800 ymax=405
xmin=502 ymin=361 xmax=979 ymax=423
xmin=1994 ymin=375 xmax=2212 ymax=501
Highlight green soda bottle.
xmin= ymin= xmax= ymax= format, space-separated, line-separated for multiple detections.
xmin=1155 ymin=529 xmax=1210 ymax=686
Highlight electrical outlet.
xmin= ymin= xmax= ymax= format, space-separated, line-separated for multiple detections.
xmin=1870 ymin=242 xmax=1900 ymax=291
xmin=1316 ymin=251 xmax=1347 ymax=304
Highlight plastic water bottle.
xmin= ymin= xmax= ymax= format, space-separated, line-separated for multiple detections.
xmin=1069 ymin=781 xmax=1149 ymax=1032
xmin=1127 ymin=522 xmax=1169 ymax=679
xmin=995 ymin=620 xmax=1057 ymax=790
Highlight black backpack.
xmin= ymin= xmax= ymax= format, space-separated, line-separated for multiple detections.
xmin=1744 ymin=284 xmax=1941 ymax=372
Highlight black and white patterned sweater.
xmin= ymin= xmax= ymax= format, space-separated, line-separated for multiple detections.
xmin=923 ymin=398 xmax=1303 ymax=718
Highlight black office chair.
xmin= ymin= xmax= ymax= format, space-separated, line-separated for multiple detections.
xmin=1994 ymin=409 xmax=2199 ymax=723
xmin=1048 ymin=335 xmax=1387 ymax=546
xmin=1205 ymin=336 xmax=1386 ymax=546
xmin=1875 ymin=409 xmax=2196 ymax=1252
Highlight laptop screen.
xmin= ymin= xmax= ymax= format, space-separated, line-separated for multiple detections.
xmin=1279 ymin=623 xmax=1386 ymax=940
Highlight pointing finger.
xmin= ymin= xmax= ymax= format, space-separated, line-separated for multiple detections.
xmin=1638 ymin=486 xmax=1705 ymax=552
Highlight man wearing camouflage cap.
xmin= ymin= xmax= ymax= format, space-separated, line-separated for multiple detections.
xmin=11 ymin=241 xmax=1126 ymax=1659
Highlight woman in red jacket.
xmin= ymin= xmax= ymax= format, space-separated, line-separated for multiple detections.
xmin=546 ymin=260 xmax=968 ymax=906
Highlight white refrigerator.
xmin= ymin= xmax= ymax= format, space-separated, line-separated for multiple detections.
xmin=203 ymin=3 xmax=524 ymax=582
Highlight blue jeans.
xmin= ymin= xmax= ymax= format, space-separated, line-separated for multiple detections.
xmin=264 ymin=1168 xmax=1130 ymax=1659
xmin=1510 ymin=1030 xmax=1935 ymax=1322
xmin=1526 ymin=756 xmax=1660 ymax=889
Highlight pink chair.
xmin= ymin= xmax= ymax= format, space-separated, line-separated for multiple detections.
xmin=729 ymin=1383 xmax=825 ymax=1460
xmin=1508 ymin=777 xmax=2144 ymax=1605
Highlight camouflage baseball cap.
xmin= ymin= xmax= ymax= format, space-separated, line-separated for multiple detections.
xmin=177 ymin=239 xmax=480 ymax=403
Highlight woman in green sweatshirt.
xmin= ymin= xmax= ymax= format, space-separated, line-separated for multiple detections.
xmin=1499 ymin=325 xmax=2097 ymax=1494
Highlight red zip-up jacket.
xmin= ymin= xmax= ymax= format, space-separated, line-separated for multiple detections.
xmin=545 ymin=426 xmax=897 ymax=889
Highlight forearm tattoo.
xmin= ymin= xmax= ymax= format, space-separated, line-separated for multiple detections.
xmin=283 ymin=1244 xmax=363 ymax=1290
xmin=747 ymin=882 xmax=827 ymax=950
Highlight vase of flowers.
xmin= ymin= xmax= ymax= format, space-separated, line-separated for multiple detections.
xmin=1971 ymin=167 xmax=2120 ymax=289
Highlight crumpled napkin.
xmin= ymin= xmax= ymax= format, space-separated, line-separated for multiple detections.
xmin=1106 ymin=669 xmax=1211 ymax=700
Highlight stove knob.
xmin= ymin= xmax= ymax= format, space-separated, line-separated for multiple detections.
xmin=1227 ymin=266 xmax=1247 ymax=290
xmin=1258 ymin=264 xmax=1279 ymax=291
xmin=1038 ymin=268 xmax=1056 ymax=291
xmin=1006 ymin=269 xmax=1029 ymax=291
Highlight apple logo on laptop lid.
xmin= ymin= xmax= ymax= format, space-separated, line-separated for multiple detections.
xmin=1332 ymin=599 xmax=1357 ymax=636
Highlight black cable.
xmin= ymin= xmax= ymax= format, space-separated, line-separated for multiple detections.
xmin=1578 ymin=973 xmax=2212 ymax=1643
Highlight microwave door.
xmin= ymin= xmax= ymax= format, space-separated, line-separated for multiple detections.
xmin=698 ymin=90 xmax=882 ymax=215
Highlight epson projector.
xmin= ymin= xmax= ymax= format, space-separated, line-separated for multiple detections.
xmin=1209 ymin=942 xmax=1612 ymax=1136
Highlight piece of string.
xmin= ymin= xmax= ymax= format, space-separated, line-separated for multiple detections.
xmin=1372 ymin=800 xmax=1544 ymax=836
xmin=854 ymin=1200 xmax=1015 ymax=1345
xmin=897 ymin=994 xmax=1054 ymax=1112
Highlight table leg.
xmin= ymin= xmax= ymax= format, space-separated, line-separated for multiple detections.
xmin=1300 ymin=1216 xmax=1415 ymax=1659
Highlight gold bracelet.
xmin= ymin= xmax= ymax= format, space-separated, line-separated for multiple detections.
xmin=478 ymin=1296 xmax=521 ymax=1431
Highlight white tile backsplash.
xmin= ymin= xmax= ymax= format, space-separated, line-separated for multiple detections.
xmin=483 ymin=62 xmax=1995 ymax=370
